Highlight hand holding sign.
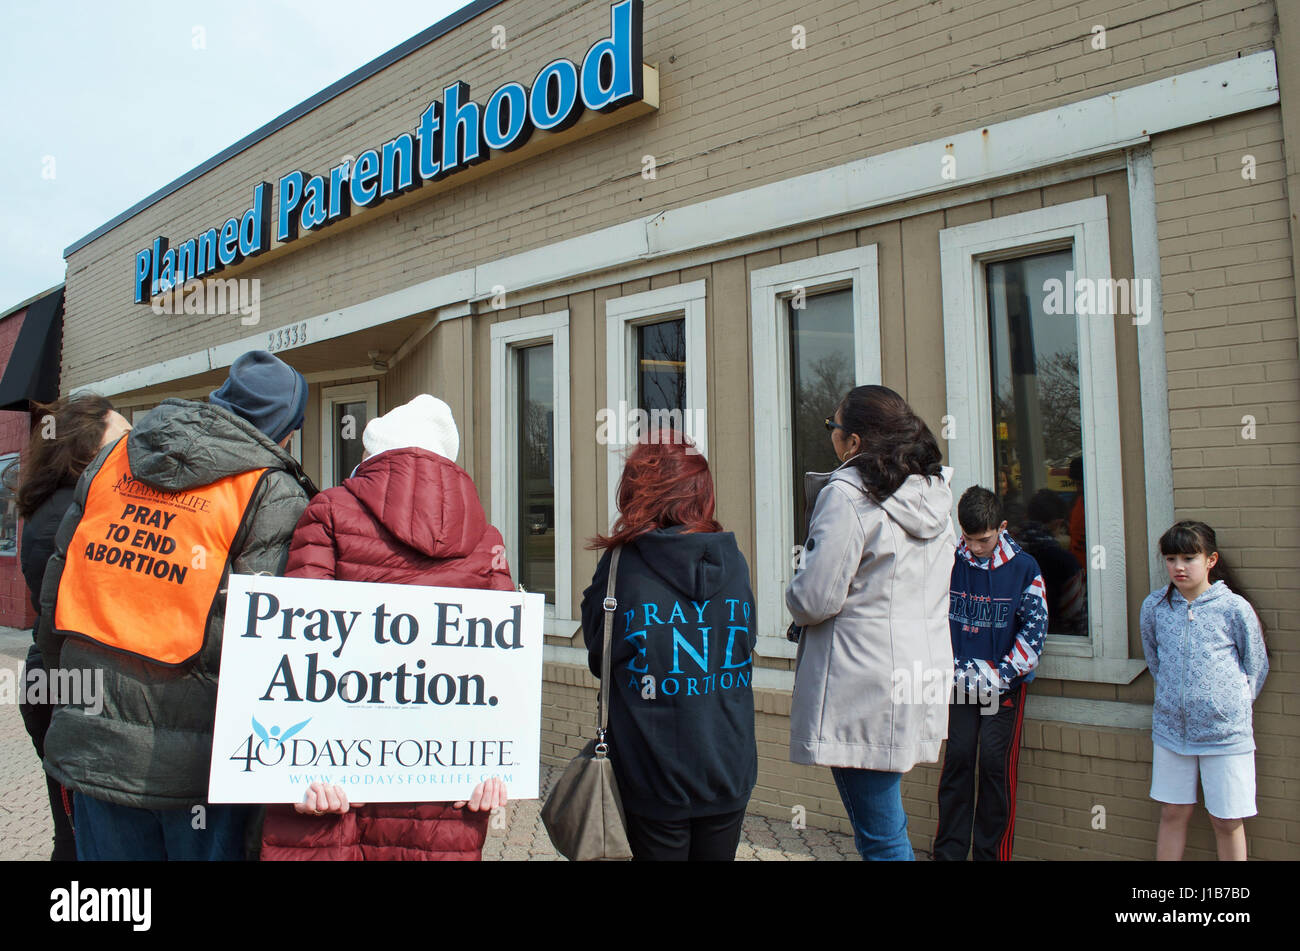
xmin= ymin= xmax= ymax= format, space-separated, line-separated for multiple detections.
xmin=455 ymin=776 xmax=509 ymax=812
xmin=292 ymin=774 xmax=508 ymax=814
xmin=294 ymin=781 xmax=361 ymax=815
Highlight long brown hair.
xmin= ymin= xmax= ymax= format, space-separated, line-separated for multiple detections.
xmin=12 ymin=394 xmax=117 ymax=519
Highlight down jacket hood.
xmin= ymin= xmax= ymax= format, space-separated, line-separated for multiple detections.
xmin=342 ymin=447 xmax=490 ymax=559
xmin=126 ymin=398 xmax=310 ymax=491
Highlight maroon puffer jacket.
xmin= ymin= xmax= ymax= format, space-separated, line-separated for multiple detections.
xmin=261 ymin=447 xmax=513 ymax=861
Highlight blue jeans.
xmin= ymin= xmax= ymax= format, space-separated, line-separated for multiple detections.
xmin=74 ymin=792 xmax=252 ymax=861
xmin=831 ymin=767 xmax=914 ymax=860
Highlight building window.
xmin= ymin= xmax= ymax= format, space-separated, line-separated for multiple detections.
xmin=604 ymin=280 xmax=708 ymax=522
xmin=490 ymin=310 xmax=572 ymax=634
xmin=0 ymin=453 xmax=18 ymax=557
xmin=986 ymin=249 xmax=1088 ymax=638
xmin=940 ymin=196 xmax=1142 ymax=683
xmin=637 ymin=319 xmax=687 ymax=414
xmin=320 ymin=382 xmax=378 ymax=489
xmin=789 ymin=287 xmax=856 ymax=544
xmin=750 ymin=246 xmax=881 ymax=657
xmin=517 ymin=343 xmax=555 ymax=601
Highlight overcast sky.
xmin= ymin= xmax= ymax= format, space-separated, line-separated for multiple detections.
xmin=0 ymin=0 xmax=477 ymax=308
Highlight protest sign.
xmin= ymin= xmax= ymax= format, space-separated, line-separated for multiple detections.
xmin=209 ymin=574 xmax=544 ymax=804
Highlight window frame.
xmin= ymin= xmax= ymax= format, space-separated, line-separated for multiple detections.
xmin=939 ymin=195 xmax=1143 ymax=683
xmin=489 ymin=310 xmax=573 ymax=636
xmin=0 ymin=451 xmax=18 ymax=557
xmin=319 ymin=381 xmax=378 ymax=490
xmin=749 ymin=246 xmax=881 ymax=659
xmin=604 ymin=279 xmax=709 ymax=524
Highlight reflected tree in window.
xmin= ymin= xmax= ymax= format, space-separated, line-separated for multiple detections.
xmin=789 ymin=289 xmax=854 ymax=541
xmin=987 ymin=249 xmax=1087 ymax=636
xmin=518 ymin=344 xmax=555 ymax=602
xmin=637 ymin=319 xmax=687 ymax=425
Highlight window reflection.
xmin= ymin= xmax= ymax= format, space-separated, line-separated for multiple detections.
xmin=518 ymin=344 xmax=555 ymax=603
xmin=335 ymin=400 xmax=368 ymax=485
xmin=986 ymin=250 xmax=1087 ymax=636
xmin=0 ymin=454 xmax=18 ymax=556
xmin=637 ymin=319 xmax=686 ymax=416
xmin=789 ymin=288 xmax=854 ymax=542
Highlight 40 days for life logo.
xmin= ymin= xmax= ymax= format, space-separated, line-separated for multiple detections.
xmin=225 ymin=715 xmax=312 ymax=770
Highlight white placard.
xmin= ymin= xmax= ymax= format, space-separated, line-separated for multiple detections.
xmin=208 ymin=574 xmax=543 ymax=804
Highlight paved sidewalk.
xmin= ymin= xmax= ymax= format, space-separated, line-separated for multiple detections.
xmin=0 ymin=626 xmax=858 ymax=861
xmin=482 ymin=762 xmax=859 ymax=861
xmin=0 ymin=627 xmax=58 ymax=861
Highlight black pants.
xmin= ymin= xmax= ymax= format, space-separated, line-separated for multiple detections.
xmin=17 ymin=643 xmax=76 ymax=861
xmin=933 ymin=682 xmax=1027 ymax=861
xmin=624 ymin=807 xmax=747 ymax=861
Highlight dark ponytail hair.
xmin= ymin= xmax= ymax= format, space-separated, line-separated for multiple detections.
xmin=1157 ymin=520 xmax=1264 ymax=634
xmin=835 ymin=385 xmax=943 ymax=504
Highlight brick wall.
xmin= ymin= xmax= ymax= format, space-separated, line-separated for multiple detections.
xmin=61 ymin=0 xmax=1279 ymax=391
xmin=513 ymin=112 xmax=1300 ymax=859
xmin=0 ymin=311 xmax=35 ymax=629
xmin=542 ymin=674 xmax=1294 ymax=859
xmin=1150 ymin=104 xmax=1300 ymax=862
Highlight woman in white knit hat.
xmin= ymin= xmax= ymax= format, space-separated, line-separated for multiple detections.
xmin=261 ymin=394 xmax=513 ymax=861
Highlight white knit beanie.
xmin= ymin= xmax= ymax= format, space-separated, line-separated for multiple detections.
xmin=362 ymin=394 xmax=459 ymax=463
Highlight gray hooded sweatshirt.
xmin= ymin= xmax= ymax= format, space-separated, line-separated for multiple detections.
xmin=1140 ymin=580 xmax=1267 ymax=756
xmin=787 ymin=461 xmax=956 ymax=771
xmin=37 ymin=399 xmax=314 ymax=809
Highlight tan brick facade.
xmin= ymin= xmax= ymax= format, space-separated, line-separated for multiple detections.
xmin=58 ymin=0 xmax=1300 ymax=859
xmin=63 ymin=0 xmax=1278 ymax=390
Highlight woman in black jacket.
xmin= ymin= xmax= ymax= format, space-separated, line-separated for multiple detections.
xmin=11 ymin=394 xmax=130 ymax=860
xmin=581 ymin=427 xmax=757 ymax=861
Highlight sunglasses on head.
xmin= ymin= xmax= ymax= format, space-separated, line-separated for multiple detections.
xmin=824 ymin=417 xmax=849 ymax=434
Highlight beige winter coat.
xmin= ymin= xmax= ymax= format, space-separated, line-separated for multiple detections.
xmin=787 ymin=462 xmax=956 ymax=771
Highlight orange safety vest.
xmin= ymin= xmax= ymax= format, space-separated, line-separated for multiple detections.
xmin=54 ymin=437 xmax=268 ymax=665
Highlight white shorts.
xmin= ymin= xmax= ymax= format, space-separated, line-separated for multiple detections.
xmin=1150 ymin=743 xmax=1257 ymax=820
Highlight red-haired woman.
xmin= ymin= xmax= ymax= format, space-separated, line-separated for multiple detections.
xmin=580 ymin=428 xmax=757 ymax=861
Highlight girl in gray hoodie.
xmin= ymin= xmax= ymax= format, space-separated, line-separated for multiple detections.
xmin=1140 ymin=521 xmax=1267 ymax=861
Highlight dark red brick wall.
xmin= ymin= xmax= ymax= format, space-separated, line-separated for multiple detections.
xmin=0 ymin=309 xmax=37 ymax=630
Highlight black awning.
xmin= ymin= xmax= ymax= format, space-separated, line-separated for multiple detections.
xmin=0 ymin=286 xmax=62 ymax=412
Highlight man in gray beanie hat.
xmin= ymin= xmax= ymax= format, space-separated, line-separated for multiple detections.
xmin=208 ymin=350 xmax=308 ymax=444
xmin=37 ymin=349 xmax=316 ymax=861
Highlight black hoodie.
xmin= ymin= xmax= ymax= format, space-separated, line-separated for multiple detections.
xmin=580 ymin=526 xmax=757 ymax=820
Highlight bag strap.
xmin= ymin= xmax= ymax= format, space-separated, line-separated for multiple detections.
xmin=595 ymin=545 xmax=622 ymax=754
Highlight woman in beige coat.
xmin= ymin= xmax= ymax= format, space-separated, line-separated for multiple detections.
xmin=786 ymin=385 xmax=955 ymax=860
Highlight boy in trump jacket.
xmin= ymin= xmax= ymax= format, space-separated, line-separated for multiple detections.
xmin=933 ymin=486 xmax=1047 ymax=861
